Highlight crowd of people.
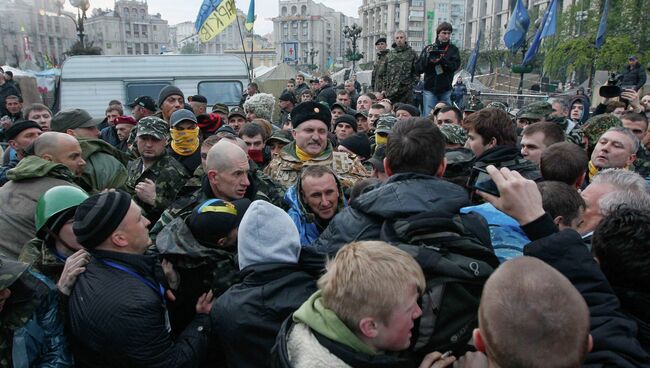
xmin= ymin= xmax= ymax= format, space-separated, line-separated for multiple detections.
xmin=0 ymin=22 xmax=650 ymax=368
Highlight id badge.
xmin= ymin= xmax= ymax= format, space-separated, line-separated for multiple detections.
xmin=435 ymin=65 xmax=443 ymax=75
xmin=164 ymin=310 xmax=172 ymax=333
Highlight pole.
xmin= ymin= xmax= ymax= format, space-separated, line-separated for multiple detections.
xmin=235 ymin=14 xmax=252 ymax=82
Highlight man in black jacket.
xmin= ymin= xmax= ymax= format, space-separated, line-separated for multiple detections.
xmin=418 ymin=22 xmax=460 ymax=117
xmin=68 ymin=191 xmax=214 ymax=367
xmin=620 ymin=56 xmax=647 ymax=92
xmin=316 ymin=76 xmax=337 ymax=107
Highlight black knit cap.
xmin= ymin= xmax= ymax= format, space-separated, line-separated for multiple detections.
xmin=340 ymin=133 xmax=371 ymax=159
xmin=291 ymin=101 xmax=331 ymax=130
xmin=4 ymin=120 xmax=42 ymax=141
xmin=334 ymin=114 xmax=358 ymax=132
xmin=73 ymin=191 xmax=132 ymax=249
xmin=158 ymin=86 xmax=184 ymax=108
xmin=395 ymin=103 xmax=421 ymax=117
xmin=375 ymin=37 xmax=387 ymax=45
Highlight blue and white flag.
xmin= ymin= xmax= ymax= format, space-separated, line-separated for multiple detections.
xmin=503 ymin=0 xmax=530 ymax=53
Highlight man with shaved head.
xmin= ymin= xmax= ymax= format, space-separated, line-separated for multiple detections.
xmin=206 ymin=140 xmax=251 ymax=201
xmin=0 ymin=132 xmax=85 ymax=258
xmin=472 ymin=256 xmax=591 ymax=368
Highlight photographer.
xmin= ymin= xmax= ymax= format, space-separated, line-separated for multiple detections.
xmin=417 ymin=22 xmax=460 ymax=116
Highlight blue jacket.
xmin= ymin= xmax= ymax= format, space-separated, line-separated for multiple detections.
xmin=285 ymin=176 xmax=346 ymax=247
xmin=9 ymin=270 xmax=73 ymax=368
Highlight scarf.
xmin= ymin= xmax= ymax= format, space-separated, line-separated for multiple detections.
xmin=296 ymin=145 xmax=316 ymax=162
xmin=375 ymin=133 xmax=388 ymax=146
xmin=170 ymin=127 xmax=200 ymax=156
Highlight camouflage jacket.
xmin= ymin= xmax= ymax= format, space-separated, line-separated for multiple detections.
xmin=77 ymin=137 xmax=130 ymax=194
xmin=125 ymin=153 xmax=190 ymax=223
xmin=372 ymin=50 xmax=390 ymax=92
xmin=633 ymin=147 xmax=650 ymax=179
xmin=383 ymin=44 xmax=419 ymax=103
xmin=18 ymin=238 xmax=65 ymax=284
xmin=263 ymin=141 xmax=369 ymax=190
xmin=555 ymin=118 xmax=586 ymax=149
xmin=155 ymin=217 xmax=240 ymax=297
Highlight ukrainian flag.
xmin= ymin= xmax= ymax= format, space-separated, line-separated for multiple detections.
xmin=195 ymin=0 xmax=238 ymax=43
xmin=245 ymin=0 xmax=255 ymax=32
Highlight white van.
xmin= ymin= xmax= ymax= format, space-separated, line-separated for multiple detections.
xmin=58 ymin=54 xmax=250 ymax=116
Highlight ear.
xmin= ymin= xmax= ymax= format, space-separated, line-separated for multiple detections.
xmin=358 ymin=317 xmax=379 ymax=339
xmin=111 ymin=230 xmax=129 ymax=248
xmin=626 ymin=153 xmax=637 ymax=168
xmin=435 ymin=157 xmax=447 ymax=177
xmin=291 ymin=129 xmax=298 ymax=140
xmin=473 ymin=328 xmax=486 ymax=353
xmin=66 ymin=129 xmax=76 ymax=137
xmin=41 ymin=153 xmax=54 ymax=162
xmin=383 ymin=157 xmax=393 ymax=177
xmin=8 ymin=140 xmax=17 ymax=150
xmin=553 ymin=215 xmax=564 ymax=227
xmin=587 ymin=334 xmax=594 ymax=352
xmin=487 ymin=137 xmax=497 ymax=149
xmin=207 ymin=170 xmax=218 ymax=184
xmin=574 ymin=172 xmax=586 ymax=189
xmin=217 ymin=237 xmax=226 ymax=247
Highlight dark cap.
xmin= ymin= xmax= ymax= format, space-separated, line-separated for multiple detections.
xmin=629 ymin=55 xmax=637 ymax=61
xmin=355 ymin=110 xmax=369 ymax=119
xmin=73 ymin=191 xmax=132 ymax=249
xmin=188 ymin=95 xmax=207 ymax=104
xmin=187 ymin=198 xmax=251 ymax=247
xmin=170 ymin=109 xmax=198 ymax=127
xmin=334 ymin=114 xmax=358 ymax=131
xmin=128 ymin=96 xmax=157 ymax=112
xmin=375 ymin=37 xmax=387 ymax=45
xmin=228 ymin=106 xmax=246 ymax=120
xmin=291 ymin=101 xmax=332 ymax=129
xmin=331 ymin=102 xmax=348 ymax=113
xmin=5 ymin=120 xmax=42 ymax=141
xmin=51 ymin=108 xmax=100 ymax=132
xmin=279 ymin=91 xmax=297 ymax=103
xmin=368 ymin=144 xmax=386 ymax=172
xmin=158 ymin=86 xmax=184 ymax=108
xmin=212 ymin=103 xmax=229 ymax=115
xmin=266 ymin=130 xmax=292 ymax=144
xmin=0 ymin=257 xmax=29 ymax=290
xmin=395 ymin=103 xmax=420 ymax=117
xmin=339 ymin=133 xmax=371 ymax=159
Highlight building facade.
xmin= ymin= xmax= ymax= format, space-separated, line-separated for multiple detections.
xmin=0 ymin=0 xmax=77 ymax=68
xmin=272 ymin=0 xmax=358 ymax=71
xmin=463 ymin=0 xmax=577 ymax=51
xmin=84 ymin=0 xmax=169 ymax=56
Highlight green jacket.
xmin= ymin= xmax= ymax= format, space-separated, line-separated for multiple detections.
xmin=77 ymin=137 xmax=129 ymax=193
xmin=384 ymin=44 xmax=419 ymax=103
xmin=371 ymin=50 xmax=389 ymax=92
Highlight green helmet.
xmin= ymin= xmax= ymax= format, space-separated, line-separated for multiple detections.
xmin=35 ymin=186 xmax=89 ymax=239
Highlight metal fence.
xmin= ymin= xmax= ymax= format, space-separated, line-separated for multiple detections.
xmin=462 ymin=92 xmax=550 ymax=110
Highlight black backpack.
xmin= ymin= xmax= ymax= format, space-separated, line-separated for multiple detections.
xmin=380 ymin=211 xmax=500 ymax=356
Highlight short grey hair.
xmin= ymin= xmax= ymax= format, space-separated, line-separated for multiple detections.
xmin=605 ymin=127 xmax=640 ymax=154
xmin=600 ymin=190 xmax=650 ymax=216
xmin=592 ymin=168 xmax=650 ymax=215
xmin=548 ymin=97 xmax=569 ymax=113
xmin=591 ymin=168 xmax=648 ymax=193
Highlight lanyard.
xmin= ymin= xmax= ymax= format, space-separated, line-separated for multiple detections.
xmin=98 ymin=258 xmax=166 ymax=305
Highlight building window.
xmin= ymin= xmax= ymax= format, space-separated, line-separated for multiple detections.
xmin=106 ymin=42 xmax=112 ymax=49
xmin=291 ymin=6 xmax=297 ymax=15
xmin=135 ymin=43 xmax=141 ymax=54
xmin=124 ymin=8 xmax=130 ymax=17
xmin=282 ymin=6 xmax=287 ymax=16
xmin=153 ymin=25 xmax=157 ymax=31
xmin=55 ymin=18 xmax=61 ymax=33
xmin=301 ymin=5 xmax=307 ymax=15
xmin=411 ymin=0 xmax=424 ymax=6
xmin=143 ymin=44 xmax=149 ymax=54
xmin=134 ymin=24 xmax=139 ymax=37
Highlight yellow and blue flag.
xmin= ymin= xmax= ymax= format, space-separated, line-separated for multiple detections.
xmin=195 ymin=0 xmax=238 ymax=43
xmin=245 ymin=0 xmax=255 ymax=32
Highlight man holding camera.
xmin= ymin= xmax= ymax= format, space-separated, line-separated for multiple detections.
xmin=418 ymin=22 xmax=460 ymax=116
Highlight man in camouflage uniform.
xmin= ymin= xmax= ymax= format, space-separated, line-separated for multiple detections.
xmin=383 ymin=31 xmax=419 ymax=104
xmin=440 ymin=123 xmax=475 ymax=189
xmin=373 ymin=113 xmax=397 ymax=152
xmin=621 ymin=112 xmax=650 ymax=178
xmin=517 ymin=101 xmax=585 ymax=148
xmin=125 ymin=116 xmax=190 ymax=223
xmin=264 ymin=101 xmax=369 ymax=190
xmin=371 ymin=37 xmax=389 ymax=93
xmin=156 ymin=198 xmax=250 ymax=335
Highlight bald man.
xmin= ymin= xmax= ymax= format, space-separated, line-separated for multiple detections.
xmin=0 ymin=132 xmax=86 ymax=258
xmin=206 ymin=140 xmax=251 ymax=201
xmin=471 ymin=257 xmax=591 ymax=368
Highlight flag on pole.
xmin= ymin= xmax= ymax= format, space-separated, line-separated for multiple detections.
xmin=503 ymin=0 xmax=530 ymax=53
xmin=595 ymin=0 xmax=609 ymax=50
xmin=245 ymin=0 xmax=255 ymax=32
xmin=523 ymin=0 xmax=558 ymax=65
xmin=195 ymin=0 xmax=238 ymax=43
xmin=466 ymin=30 xmax=482 ymax=81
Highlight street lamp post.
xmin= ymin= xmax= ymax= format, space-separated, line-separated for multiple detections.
xmin=308 ymin=48 xmax=318 ymax=71
xmin=56 ymin=0 xmax=90 ymax=48
xmin=343 ymin=24 xmax=363 ymax=72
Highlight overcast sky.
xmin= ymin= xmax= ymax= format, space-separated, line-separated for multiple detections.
xmin=66 ymin=0 xmax=363 ymax=35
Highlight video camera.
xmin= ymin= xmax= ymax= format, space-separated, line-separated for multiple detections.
xmin=424 ymin=44 xmax=446 ymax=63
xmin=599 ymin=73 xmax=636 ymax=99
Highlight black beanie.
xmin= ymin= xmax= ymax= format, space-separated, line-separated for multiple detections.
xmin=395 ymin=103 xmax=421 ymax=117
xmin=334 ymin=114 xmax=358 ymax=132
xmin=5 ymin=120 xmax=42 ymax=141
xmin=158 ymin=86 xmax=184 ymax=108
xmin=291 ymin=101 xmax=331 ymax=130
xmin=340 ymin=133 xmax=371 ymax=159
xmin=73 ymin=191 xmax=132 ymax=249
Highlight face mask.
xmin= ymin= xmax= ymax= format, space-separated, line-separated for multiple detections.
xmin=247 ymin=148 xmax=264 ymax=164
xmin=375 ymin=133 xmax=388 ymax=146
xmin=170 ymin=127 xmax=200 ymax=156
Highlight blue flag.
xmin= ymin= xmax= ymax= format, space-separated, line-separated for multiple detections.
xmin=245 ymin=0 xmax=255 ymax=32
xmin=195 ymin=0 xmax=220 ymax=33
xmin=595 ymin=0 xmax=609 ymax=50
xmin=523 ymin=0 xmax=557 ymax=65
xmin=466 ymin=31 xmax=482 ymax=80
xmin=503 ymin=0 xmax=530 ymax=53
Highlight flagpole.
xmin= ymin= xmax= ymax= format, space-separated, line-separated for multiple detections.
xmin=235 ymin=13 xmax=253 ymax=83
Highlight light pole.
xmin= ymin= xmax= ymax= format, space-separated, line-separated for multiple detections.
xmin=308 ymin=48 xmax=318 ymax=71
xmin=56 ymin=0 xmax=90 ymax=48
xmin=343 ymin=24 xmax=363 ymax=72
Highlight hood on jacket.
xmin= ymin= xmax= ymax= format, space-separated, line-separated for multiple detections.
xmin=351 ymin=172 xmax=470 ymax=220
xmin=285 ymin=172 xmax=347 ymax=224
xmin=238 ymin=200 xmax=301 ymax=269
xmin=569 ymin=95 xmax=591 ymax=124
xmin=78 ymin=137 xmax=130 ymax=165
xmin=6 ymin=155 xmax=75 ymax=182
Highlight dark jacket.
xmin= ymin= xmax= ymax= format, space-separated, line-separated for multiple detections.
xmin=313 ymin=172 xmax=482 ymax=255
xmin=68 ymin=249 xmax=212 ymax=368
xmin=570 ymin=95 xmax=591 ymax=124
xmin=0 ymin=82 xmax=19 ymax=117
xmin=100 ymin=125 xmax=121 ymax=147
xmin=212 ymin=249 xmax=323 ymax=368
xmin=522 ymin=216 xmax=650 ymax=368
xmin=619 ymin=62 xmax=647 ymax=91
xmin=473 ymin=145 xmax=541 ymax=181
xmin=417 ymin=40 xmax=461 ymax=94
xmin=169 ymin=147 xmax=202 ymax=176
xmin=316 ymin=84 xmax=337 ymax=107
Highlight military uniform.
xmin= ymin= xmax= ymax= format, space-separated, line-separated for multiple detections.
xmin=264 ymin=141 xmax=369 ymax=190
xmin=384 ymin=44 xmax=419 ymax=104
xmin=372 ymin=49 xmax=389 ymax=92
xmin=633 ymin=147 xmax=650 ymax=179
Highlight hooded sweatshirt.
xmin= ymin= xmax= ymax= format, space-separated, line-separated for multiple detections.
xmin=238 ymin=200 xmax=301 ymax=269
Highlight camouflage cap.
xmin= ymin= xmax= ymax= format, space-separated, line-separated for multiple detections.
xmin=375 ymin=114 xmax=398 ymax=134
xmin=211 ymin=103 xmax=229 ymax=115
xmin=465 ymin=98 xmax=484 ymax=112
xmin=137 ymin=116 xmax=169 ymax=140
xmin=0 ymin=257 xmax=29 ymax=290
xmin=486 ymin=101 xmax=508 ymax=111
xmin=517 ymin=102 xmax=553 ymax=120
xmin=439 ymin=123 xmax=467 ymax=145
xmin=583 ymin=114 xmax=623 ymax=151
xmin=266 ymin=129 xmax=293 ymax=144
xmin=367 ymin=144 xmax=386 ymax=172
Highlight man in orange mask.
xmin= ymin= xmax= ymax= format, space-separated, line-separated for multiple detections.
xmin=169 ymin=109 xmax=202 ymax=174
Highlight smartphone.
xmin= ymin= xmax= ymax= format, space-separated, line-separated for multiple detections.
xmin=468 ymin=167 xmax=500 ymax=197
